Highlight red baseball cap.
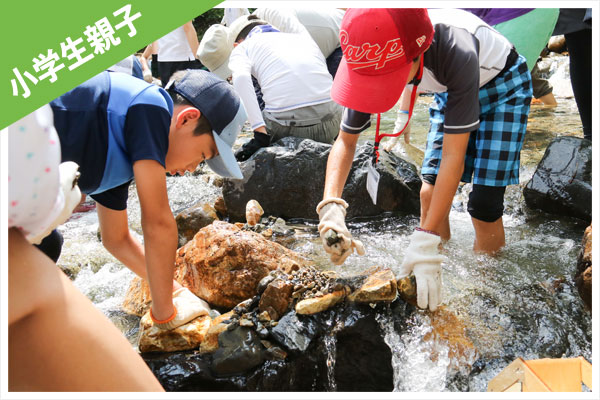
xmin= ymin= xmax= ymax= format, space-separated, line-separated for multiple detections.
xmin=331 ymin=8 xmax=434 ymax=113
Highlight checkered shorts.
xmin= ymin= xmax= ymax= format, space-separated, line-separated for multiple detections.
xmin=421 ymin=55 xmax=532 ymax=187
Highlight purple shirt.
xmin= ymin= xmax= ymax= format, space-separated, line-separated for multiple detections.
xmin=462 ymin=9 xmax=534 ymax=26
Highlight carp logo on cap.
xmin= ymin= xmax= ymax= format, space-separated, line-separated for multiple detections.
xmin=340 ymin=30 xmax=406 ymax=70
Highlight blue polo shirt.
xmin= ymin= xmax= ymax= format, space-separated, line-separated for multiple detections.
xmin=51 ymin=71 xmax=173 ymax=210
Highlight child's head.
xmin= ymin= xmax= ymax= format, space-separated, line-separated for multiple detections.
xmin=231 ymin=15 xmax=267 ymax=43
xmin=331 ymin=8 xmax=434 ymax=114
xmin=197 ymin=16 xmax=267 ymax=80
xmin=164 ymin=70 xmax=246 ymax=178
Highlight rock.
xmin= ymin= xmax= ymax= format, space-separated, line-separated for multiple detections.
xmin=213 ymin=196 xmax=227 ymax=217
xmin=347 ymin=267 xmax=397 ymax=303
xmin=575 ymin=224 xmax=592 ymax=310
xmin=138 ymin=312 xmax=212 ymax=353
xmin=524 ymin=136 xmax=591 ymax=222
xmin=142 ymin=302 xmax=405 ymax=391
xmin=222 ymin=137 xmax=421 ymax=221
xmin=258 ymin=279 xmax=294 ymax=318
xmin=175 ymin=202 xmax=219 ymax=246
xmin=245 ymin=199 xmax=264 ymax=226
xmin=212 ymin=326 xmax=265 ymax=375
xmin=295 ymin=290 xmax=346 ymax=315
xmin=122 ymin=276 xmax=152 ymax=316
xmin=397 ymin=274 xmax=418 ymax=306
xmin=174 ymin=221 xmax=310 ymax=309
xmin=122 ymin=222 xmax=309 ymax=314
xmin=270 ymin=311 xmax=319 ymax=353
xmin=198 ymin=311 xmax=236 ymax=354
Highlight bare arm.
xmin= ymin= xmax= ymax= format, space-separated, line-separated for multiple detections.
xmin=8 ymin=228 xmax=164 ymax=391
xmin=133 ymin=159 xmax=179 ymax=321
xmin=140 ymin=41 xmax=156 ymax=72
xmin=323 ymin=130 xmax=359 ymax=199
xmin=96 ymin=203 xmax=147 ymax=279
xmin=182 ymin=21 xmax=200 ymax=57
xmin=421 ymin=132 xmax=469 ymax=232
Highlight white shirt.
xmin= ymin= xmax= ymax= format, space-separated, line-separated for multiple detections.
xmin=229 ymin=30 xmax=333 ymax=130
xmin=254 ymin=8 xmax=344 ymax=58
xmin=157 ymin=26 xmax=195 ymax=62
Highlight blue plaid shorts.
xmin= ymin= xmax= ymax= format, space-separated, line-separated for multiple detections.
xmin=421 ymin=55 xmax=532 ymax=187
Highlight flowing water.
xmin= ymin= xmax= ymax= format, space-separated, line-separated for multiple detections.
xmin=57 ymin=54 xmax=592 ymax=391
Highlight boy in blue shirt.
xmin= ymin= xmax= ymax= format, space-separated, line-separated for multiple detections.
xmin=51 ymin=69 xmax=247 ymax=329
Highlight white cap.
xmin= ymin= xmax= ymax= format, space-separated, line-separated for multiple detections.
xmin=197 ymin=24 xmax=233 ymax=80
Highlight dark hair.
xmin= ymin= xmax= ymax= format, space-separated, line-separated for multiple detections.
xmin=166 ymin=70 xmax=212 ymax=136
xmin=235 ymin=16 xmax=267 ymax=42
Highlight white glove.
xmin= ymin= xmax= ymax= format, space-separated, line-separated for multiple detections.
xmin=29 ymin=161 xmax=81 ymax=245
xmin=383 ymin=110 xmax=411 ymax=152
xmin=316 ymin=198 xmax=365 ymax=265
xmin=143 ymin=69 xmax=153 ymax=83
xmin=398 ymin=229 xmax=444 ymax=311
xmin=151 ymin=287 xmax=211 ymax=330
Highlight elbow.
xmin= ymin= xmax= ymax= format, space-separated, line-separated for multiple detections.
xmin=141 ymin=212 xmax=177 ymax=240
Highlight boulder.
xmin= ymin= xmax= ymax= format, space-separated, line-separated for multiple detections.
xmin=524 ymin=136 xmax=591 ymax=222
xmin=138 ymin=312 xmax=212 ymax=353
xmin=575 ymin=225 xmax=592 ymax=310
xmin=121 ymin=221 xmax=310 ymax=314
xmin=222 ymin=137 xmax=421 ymax=221
xmin=174 ymin=221 xmax=310 ymax=309
xmin=175 ymin=202 xmax=219 ymax=246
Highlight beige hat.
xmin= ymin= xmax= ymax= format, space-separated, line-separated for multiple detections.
xmin=197 ymin=24 xmax=232 ymax=80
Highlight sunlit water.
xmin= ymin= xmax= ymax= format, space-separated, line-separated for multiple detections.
xmin=58 ymin=54 xmax=591 ymax=391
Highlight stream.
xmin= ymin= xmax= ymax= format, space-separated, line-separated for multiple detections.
xmin=56 ymin=53 xmax=592 ymax=391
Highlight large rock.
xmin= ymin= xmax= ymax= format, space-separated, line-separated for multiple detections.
xmin=222 ymin=137 xmax=421 ymax=221
xmin=174 ymin=221 xmax=310 ymax=309
xmin=575 ymin=225 xmax=592 ymax=310
xmin=524 ymin=136 xmax=591 ymax=222
xmin=121 ymin=221 xmax=310 ymax=314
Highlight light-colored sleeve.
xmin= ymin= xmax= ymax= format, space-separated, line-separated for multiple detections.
xmin=229 ymin=46 xmax=265 ymax=130
xmin=253 ymin=8 xmax=310 ymax=36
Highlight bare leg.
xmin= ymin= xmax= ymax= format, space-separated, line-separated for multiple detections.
xmin=471 ymin=216 xmax=505 ymax=254
xmin=8 ymin=228 xmax=164 ymax=392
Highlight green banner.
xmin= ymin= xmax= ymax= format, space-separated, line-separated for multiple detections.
xmin=1 ymin=0 xmax=223 ymax=129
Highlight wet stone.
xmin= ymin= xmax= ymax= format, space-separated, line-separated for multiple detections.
xmin=212 ymin=326 xmax=265 ymax=375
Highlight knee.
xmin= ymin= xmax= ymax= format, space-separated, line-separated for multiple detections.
xmin=468 ymin=184 xmax=506 ymax=222
xmin=420 ymin=175 xmax=436 ymax=205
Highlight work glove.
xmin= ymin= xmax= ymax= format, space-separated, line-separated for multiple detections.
xmin=143 ymin=69 xmax=153 ymax=83
xmin=150 ymin=287 xmax=211 ymax=330
xmin=397 ymin=229 xmax=445 ymax=311
xmin=316 ymin=198 xmax=365 ymax=265
xmin=235 ymin=130 xmax=271 ymax=161
xmin=383 ymin=110 xmax=411 ymax=152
